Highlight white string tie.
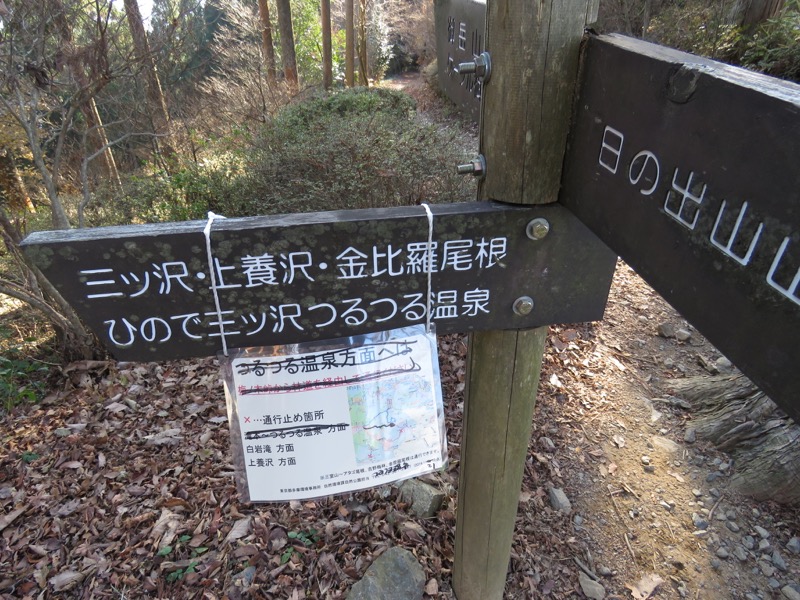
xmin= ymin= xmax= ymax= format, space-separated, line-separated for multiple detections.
xmin=203 ymin=211 xmax=229 ymax=356
xmin=421 ymin=203 xmax=434 ymax=334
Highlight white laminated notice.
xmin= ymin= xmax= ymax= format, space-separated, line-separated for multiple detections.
xmin=221 ymin=325 xmax=447 ymax=502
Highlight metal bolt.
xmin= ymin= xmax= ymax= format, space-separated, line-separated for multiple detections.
xmin=526 ymin=218 xmax=550 ymax=240
xmin=513 ymin=296 xmax=534 ymax=316
xmin=457 ymin=52 xmax=492 ymax=84
xmin=456 ymin=154 xmax=486 ymax=178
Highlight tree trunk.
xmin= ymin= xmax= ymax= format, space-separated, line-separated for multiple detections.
xmin=0 ymin=207 xmax=97 ymax=360
xmin=0 ymin=148 xmax=33 ymax=214
xmin=356 ymin=0 xmax=369 ymax=86
xmin=84 ymin=97 xmax=122 ymax=188
xmin=345 ymin=0 xmax=355 ymax=87
xmin=52 ymin=0 xmax=121 ymax=188
xmin=321 ymin=0 xmax=333 ymax=90
xmin=729 ymin=0 xmax=786 ymax=29
xmin=257 ymin=0 xmax=278 ymax=87
xmin=123 ymin=0 xmax=176 ymax=161
xmin=275 ymin=0 xmax=299 ymax=93
xmin=671 ymin=375 xmax=800 ymax=505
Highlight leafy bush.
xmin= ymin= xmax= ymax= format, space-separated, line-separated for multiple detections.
xmin=737 ymin=1 xmax=800 ymax=81
xmin=0 ymin=338 xmax=48 ymax=412
xmin=241 ymin=87 xmax=476 ymax=216
xmin=646 ymin=0 xmax=800 ymax=83
xmin=125 ymin=87 xmax=475 ymax=221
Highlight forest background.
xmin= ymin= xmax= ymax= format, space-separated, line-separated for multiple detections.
xmin=0 ymin=0 xmax=798 ymax=396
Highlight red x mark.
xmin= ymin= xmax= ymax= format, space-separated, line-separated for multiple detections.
xmin=244 ymin=417 xmax=251 ymax=423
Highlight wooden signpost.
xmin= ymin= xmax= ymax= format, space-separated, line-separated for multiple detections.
xmin=21 ymin=203 xmax=615 ymax=362
xmin=17 ymin=0 xmax=800 ymax=598
xmin=560 ymin=34 xmax=800 ymax=422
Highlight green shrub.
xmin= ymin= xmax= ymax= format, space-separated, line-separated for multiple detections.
xmin=737 ymin=1 xmax=800 ymax=81
xmin=647 ymin=0 xmax=800 ymax=83
xmin=0 ymin=334 xmax=49 ymax=412
xmin=238 ymin=87 xmax=475 ymax=216
xmin=98 ymin=88 xmax=475 ymax=223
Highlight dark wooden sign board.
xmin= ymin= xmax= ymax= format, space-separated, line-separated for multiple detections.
xmin=560 ymin=34 xmax=800 ymax=422
xmin=434 ymin=0 xmax=485 ymax=121
xmin=22 ymin=201 xmax=616 ymax=362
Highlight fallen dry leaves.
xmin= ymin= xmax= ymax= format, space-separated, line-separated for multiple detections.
xmin=1 ymin=350 xmax=462 ymax=599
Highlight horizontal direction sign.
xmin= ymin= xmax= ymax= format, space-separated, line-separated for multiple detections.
xmin=22 ymin=202 xmax=616 ymax=361
xmin=561 ymin=34 xmax=800 ymax=420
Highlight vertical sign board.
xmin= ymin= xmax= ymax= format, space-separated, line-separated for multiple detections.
xmin=434 ymin=0 xmax=486 ymax=121
xmin=21 ymin=202 xmax=616 ymax=362
xmin=561 ymin=34 xmax=800 ymax=422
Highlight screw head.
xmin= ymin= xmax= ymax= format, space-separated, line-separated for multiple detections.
xmin=526 ymin=218 xmax=550 ymax=240
xmin=513 ymin=296 xmax=534 ymax=316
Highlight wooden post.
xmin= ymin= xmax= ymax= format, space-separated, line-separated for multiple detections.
xmin=453 ymin=0 xmax=599 ymax=598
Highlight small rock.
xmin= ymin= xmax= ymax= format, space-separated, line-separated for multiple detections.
xmin=715 ymin=357 xmax=733 ymax=371
xmin=692 ymin=489 xmax=702 ymax=498
xmin=399 ymin=479 xmax=445 ymax=519
xmin=539 ymin=436 xmax=556 ymax=452
xmin=786 ymin=537 xmax=800 ymax=555
xmin=706 ymin=471 xmax=723 ymax=482
xmin=347 ymin=547 xmax=426 ymax=600
xmin=773 ymin=550 xmax=788 ymax=571
xmin=754 ymin=525 xmax=771 ymax=539
xmin=660 ymin=501 xmax=673 ymax=512
xmin=641 ymin=456 xmax=651 ymax=465
xmin=663 ymin=358 xmax=675 ymax=369
xmin=759 ymin=561 xmax=776 ymax=578
xmin=657 ymin=322 xmax=676 ymax=338
xmin=711 ymin=559 xmax=722 ymax=570
xmin=55 ymin=428 xmax=72 ymax=437
xmin=548 ymin=487 xmax=572 ymax=513
xmin=769 ymin=579 xmax=782 ymax=590
xmin=743 ymin=536 xmax=756 ymax=550
xmin=727 ymin=521 xmax=741 ymax=533
xmin=745 ymin=594 xmax=762 ymax=600
xmin=573 ymin=514 xmax=584 ymax=528
xmin=733 ymin=546 xmax=749 ymax=562
xmin=709 ymin=487 xmax=721 ymax=498
xmin=651 ymin=435 xmax=681 ymax=454
xmin=684 ymin=428 xmax=697 ymax=443
xmin=675 ymin=328 xmax=692 ymax=342
xmin=233 ymin=565 xmax=256 ymax=587
xmin=726 ymin=510 xmax=737 ymax=520
xmin=716 ymin=547 xmax=730 ymax=559
xmin=759 ymin=539 xmax=773 ymax=553
xmin=597 ymin=566 xmax=613 ymax=577
xmin=782 ymin=585 xmax=800 ymax=600
xmin=692 ymin=514 xmax=709 ymax=530
xmin=643 ymin=465 xmax=656 ymax=474
xmin=578 ymin=572 xmax=606 ymax=600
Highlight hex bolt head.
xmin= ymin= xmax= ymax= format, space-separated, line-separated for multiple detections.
xmin=526 ymin=218 xmax=550 ymax=240
xmin=513 ymin=296 xmax=534 ymax=316
xmin=456 ymin=154 xmax=486 ymax=178
xmin=457 ymin=52 xmax=492 ymax=83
